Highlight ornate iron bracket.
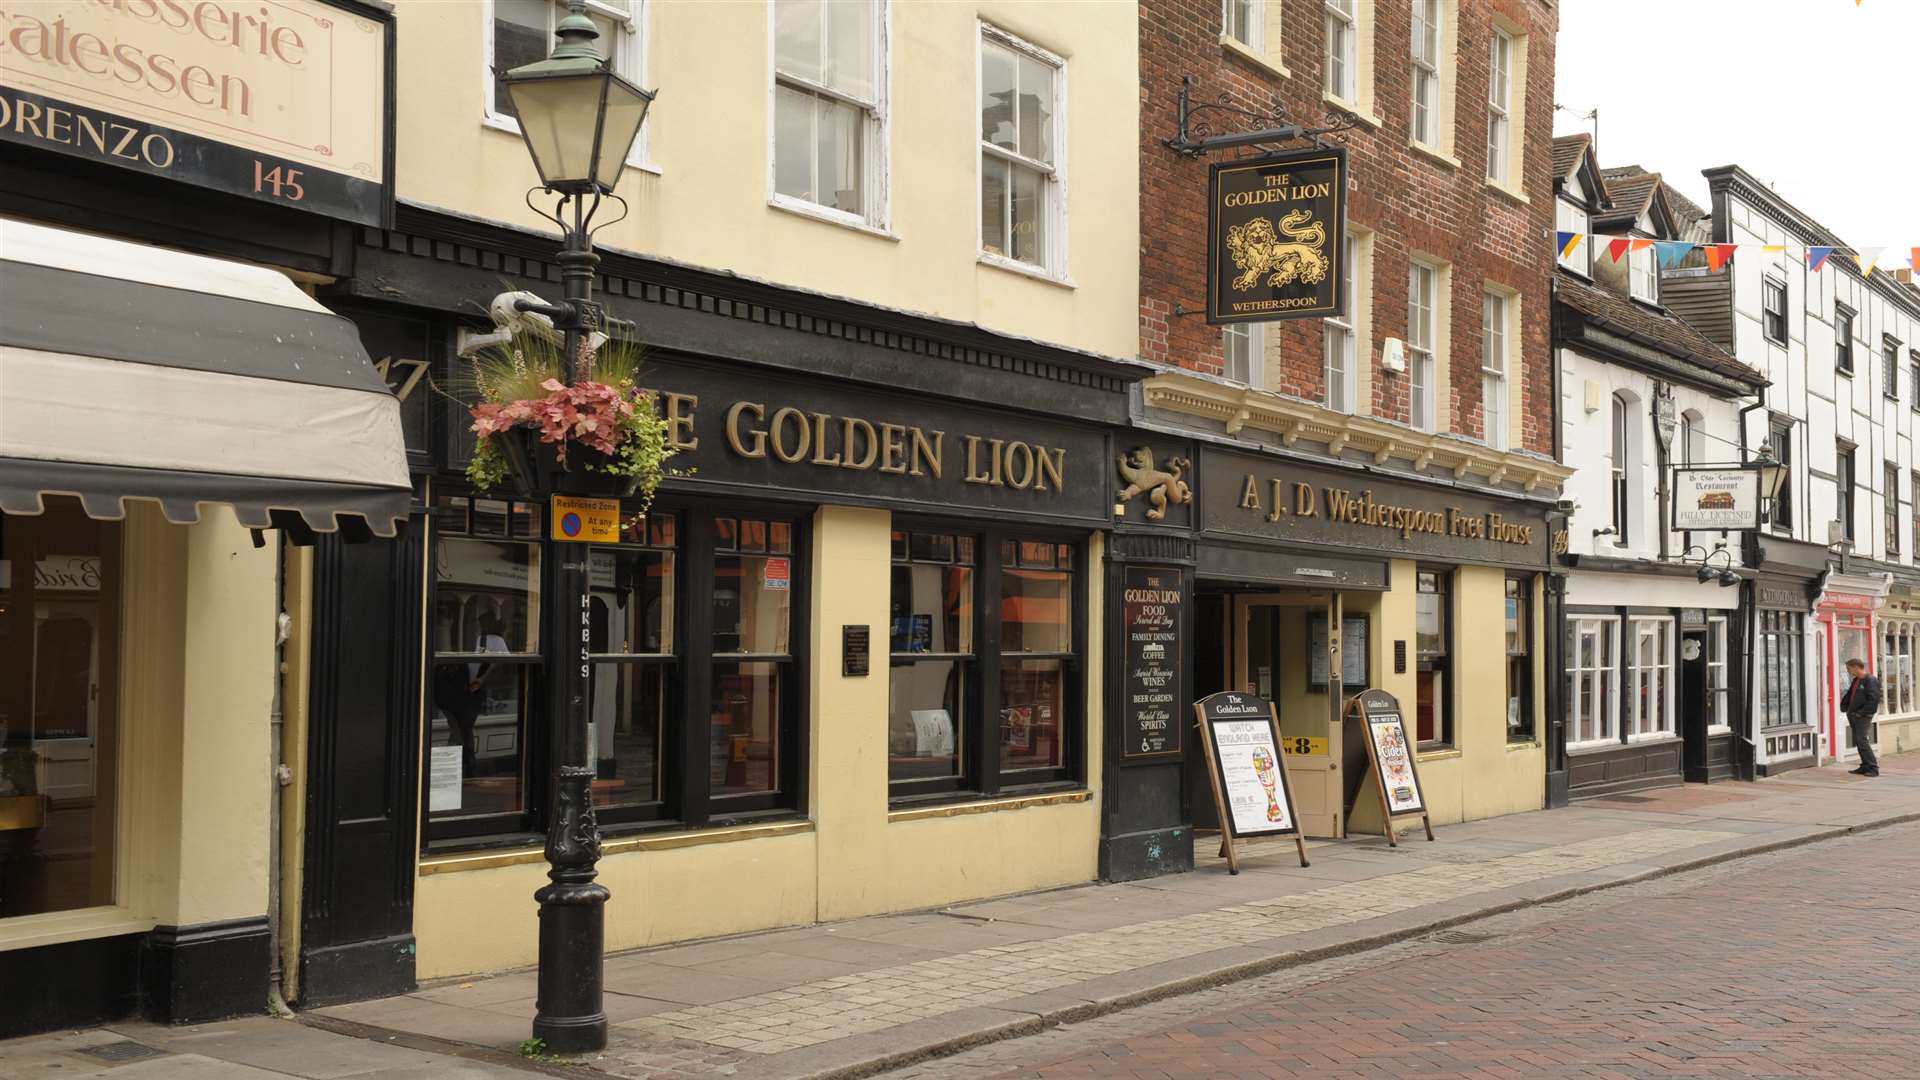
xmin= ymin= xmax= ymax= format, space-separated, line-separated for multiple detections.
xmin=1163 ymin=75 xmax=1360 ymax=158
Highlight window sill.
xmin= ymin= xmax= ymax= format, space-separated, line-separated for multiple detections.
xmin=1322 ymin=92 xmax=1382 ymax=129
xmin=978 ymin=252 xmax=1076 ymax=289
xmin=483 ymin=112 xmax=662 ymax=176
xmin=1708 ymin=724 xmax=1735 ymax=736
xmin=1415 ymin=746 xmax=1460 ymax=762
xmin=1567 ymin=738 xmax=1623 ymax=755
xmin=1626 ymin=732 xmax=1682 ymax=746
xmin=1506 ymin=738 xmax=1540 ymax=750
xmin=769 ymin=195 xmax=899 ymax=241
xmin=1220 ymin=35 xmax=1290 ymax=79
xmin=1409 ymin=139 xmax=1461 ymax=171
xmin=419 ymin=816 xmax=814 ymax=875
xmin=0 ymin=905 xmax=157 ymax=951
xmin=888 ymin=785 xmax=1092 ymax=823
xmin=1485 ymin=178 xmax=1529 ymax=206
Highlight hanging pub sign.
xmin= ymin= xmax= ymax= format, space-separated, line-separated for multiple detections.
xmin=1207 ymin=147 xmax=1347 ymax=324
xmin=1672 ymin=467 xmax=1761 ymax=531
xmin=0 ymin=0 xmax=393 ymax=225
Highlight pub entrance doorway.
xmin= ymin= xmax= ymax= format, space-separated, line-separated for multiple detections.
xmin=1189 ymin=586 xmax=1358 ymax=839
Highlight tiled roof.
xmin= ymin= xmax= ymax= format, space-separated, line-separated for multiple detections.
xmin=1551 ymin=134 xmax=1591 ymax=182
xmin=1555 ymin=270 xmax=1764 ymax=387
xmin=1596 ymin=169 xmax=1662 ymax=228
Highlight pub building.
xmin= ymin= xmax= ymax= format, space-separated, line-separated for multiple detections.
xmin=1547 ymin=138 xmax=1769 ymax=798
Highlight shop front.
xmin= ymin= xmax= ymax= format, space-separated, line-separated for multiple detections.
xmin=1749 ymin=535 xmax=1825 ymax=776
xmin=1875 ymin=578 xmax=1920 ymax=757
xmin=1814 ymin=571 xmax=1889 ymax=767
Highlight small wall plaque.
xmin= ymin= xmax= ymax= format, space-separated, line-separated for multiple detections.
xmin=843 ymin=625 xmax=870 ymax=677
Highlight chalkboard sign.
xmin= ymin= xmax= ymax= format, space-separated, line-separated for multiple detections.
xmin=1346 ymin=688 xmax=1433 ymax=845
xmin=1122 ymin=567 xmax=1185 ymax=760
xmin=1193 ymin=691 xmax=1309 ymax=871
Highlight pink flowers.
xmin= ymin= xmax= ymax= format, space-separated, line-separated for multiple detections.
xmin=470 ymin=378 xmax=647 ymax=464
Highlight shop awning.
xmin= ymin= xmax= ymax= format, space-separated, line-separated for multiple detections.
xmin=0 ymin=218 xmax=410 ymax=539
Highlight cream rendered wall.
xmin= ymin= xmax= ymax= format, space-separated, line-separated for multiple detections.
xmin=389 ymin=0 xmax=1138 ymax=360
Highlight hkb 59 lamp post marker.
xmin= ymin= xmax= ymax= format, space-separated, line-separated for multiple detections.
xmin=497 ymin=0 xmax=654 ymax=1055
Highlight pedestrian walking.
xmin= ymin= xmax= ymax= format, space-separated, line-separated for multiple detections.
xmin=1840 ymin=658 xmax=1882 ymax=777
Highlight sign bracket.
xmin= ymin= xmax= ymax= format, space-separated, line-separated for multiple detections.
xmin=1164 ymin=75 xmax=1361 ymax=158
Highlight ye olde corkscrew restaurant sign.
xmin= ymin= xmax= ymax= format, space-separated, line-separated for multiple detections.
xmin=1671 ymin=467 xmax=1761 ymax=531
xmin=1207 ymin=147 xmax=1347 ymax=324
xmin=0 ymin=0 xmax=391 ymax=224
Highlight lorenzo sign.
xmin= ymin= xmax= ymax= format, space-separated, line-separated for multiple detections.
xmin=0 ymin=0 xmax=391 ymax=224
xmin=1207 ymin=147 xmax=1347 ymax=324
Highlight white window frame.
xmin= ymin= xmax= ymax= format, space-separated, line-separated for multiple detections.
xmin=1409 ymin=0 xmax=1441 ymax=148
xmin=1567 ymin=616 xmax=1619 ymax=748
xmin=1324 ymin=0 xmax=1356 ymax=102
xmin=1407 ymin=259 xmax=1437 ymax=432
xmin=977 ymin=23 xmax=1070 ymax=283
xmin=1481 ymin=289 xmax=1508 ymax=451
xmin=1882 ymin=621 xmax=1916 ymax=717
xmin=1324 ymin=234 xmax=1357 ymax=413
xmin=1629 ymin=239 xmax=1658 ymax=303
xmin=768 ymin=0 xmax=890 ymax=232
xmin=1627 ymin=617 xmax=1676 ymax=740
xmin=1485 ymin=28 xmax=1511 ymax=184
xmin=484 ymin=0 xmax=655 ymax=172
xmin=1706 ymin=616 xmax=1731 ymax=732
xmin=1222 ymin=0 xmax=1264 ymax=51
xmin=1222 ymin=323 xmax=1264 ymax=388
xmin=1555 ymin=197 xmax=1590 ymax=275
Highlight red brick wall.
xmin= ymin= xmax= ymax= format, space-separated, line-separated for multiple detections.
xmin=1140 ymin=0 xmax=1558 ymax=455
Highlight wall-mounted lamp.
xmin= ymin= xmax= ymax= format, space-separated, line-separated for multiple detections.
xmin=1679 ymin=543 xmax=1740 ymax=587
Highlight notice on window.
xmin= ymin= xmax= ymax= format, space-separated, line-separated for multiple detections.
xmin=1196 ymin=692 xmax=1301 ymax=838
xmin=763 ymin=557 xmax=791 ymax=591
xmin=1122 ymin=567 xmax=1184 ymax=760
xmin=428 ymin=745 xmax=462 ymax=813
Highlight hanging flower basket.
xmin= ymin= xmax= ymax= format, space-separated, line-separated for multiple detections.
xmin=455 ymin=328 xmax=673 ymax=507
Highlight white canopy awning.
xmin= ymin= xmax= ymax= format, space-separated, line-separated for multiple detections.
xmin=0 ymin=218 xmax=411 ymax=539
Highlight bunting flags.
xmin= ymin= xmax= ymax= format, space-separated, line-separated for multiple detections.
xmin=1549 ymin=232 xmax=1919 ymax=277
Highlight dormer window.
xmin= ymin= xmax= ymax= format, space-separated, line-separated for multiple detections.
xmin=1555 ymin=195 xmax=1589 ymax=275
xmin=1629 ymin=239 xmax=1657 ymax=303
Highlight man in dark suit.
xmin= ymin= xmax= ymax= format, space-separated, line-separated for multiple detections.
xmin=1840 ymin=658 xmax=1882 ymax=777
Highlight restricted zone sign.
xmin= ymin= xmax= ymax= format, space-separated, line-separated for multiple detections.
xmin=550 ymin=495 xmax=619 ymax=543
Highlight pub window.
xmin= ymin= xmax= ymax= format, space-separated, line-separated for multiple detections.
xmin=0 ymin=499 xmax=121 ymax=919
xmin=1627 ymin=617 xmax=1675 ymax=739
xmin=773 ymin=0 xmax=886 ymax=226
xmin=1705 ymin=615 xmax=1730 ymax=731
xmin=889 ymin=530 xmax=976 ymax=793
xmin=1222 ymin=0 xmax=1263 ymax=51
xmin=1414 ymin=569 xmax=1452 ymax=748
xmin=980 ymin=25 xmax=1066 ymax=278
xmin=1409 ymin=0 xmax=1441 ymax=148
xmin=1759 ymin=610 xmax=1805 ymax=728
xmin=1768 ymin=417 xmax=1794 ymax=531
xmin=1481 ymin=289 xmax=1509 ymax=451
xmin=1222 ymin=323 xmax=1264 ymax=387
xmin=1325 ymin=0 xmax=1356 ymax=102
xmin=1485 ymin=28 xmax=1511 ymax=185
xmin=1835 ymin=306 xmax=1855 ymax=376
xmin=999 ymin=537 xmax=1078 ymax=783
xmin=585 ymin=514 xmax=678 ymax=821
xmin=1761 ymin=278 xmax=1787 ymax=344
xmin=1566 ymin=615 xmax=1619 ymax=746
xmin=1407 ymin=260 xmax=1438 ymax=432
xmin=489 ymin=0 xmax=646 ymax=159
xmin=710 ymin=515 xmax=799 ymax=808
xmin=1886 ymin=462 xmax=1902 ymax=556
xmin=1837 ymin=440 xmax=1856 ymax=543
xmin=1504 ymin=576 xmax=1532 ymax=741
xmin=428 ymin=494 xmax=545 ymax=838
xmin=1323 ymin=234 xmax=1358 ymax=413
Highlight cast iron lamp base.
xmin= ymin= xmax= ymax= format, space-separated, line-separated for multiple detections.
xmin=532 ymin=765 xmax=609 ymax=1053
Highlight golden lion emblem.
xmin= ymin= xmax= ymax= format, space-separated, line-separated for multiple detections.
xmin=1117 ymin=447 xmax=1193 ymax=521
xmin=1226 ymin=209 xmax=1329 ymax=292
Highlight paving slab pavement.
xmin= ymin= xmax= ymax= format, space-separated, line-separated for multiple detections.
xmin=0 ymin=1017 xmax=531 ymax=1080
xmin=298 ymin=755 xmax=1920 ymax=1079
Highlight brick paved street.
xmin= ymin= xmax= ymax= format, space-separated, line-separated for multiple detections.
xmin=909 ymin=819 xmax=1920 ymax=1080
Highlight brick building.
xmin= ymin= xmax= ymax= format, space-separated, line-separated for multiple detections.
xmin=1111 ymin=0 xmax=1572 ymax=858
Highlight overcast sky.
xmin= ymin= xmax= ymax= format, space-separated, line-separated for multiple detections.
xmin=1554 ymin=0 xmax=1917 ymax=264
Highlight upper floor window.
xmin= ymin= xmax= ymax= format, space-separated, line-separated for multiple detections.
xmin=1911 ymin=350 xmax=1920 ymax=412
xmin=1325 ymin=0 xmax=1356 ymax=101
xmin=1485 ymin=28 xmax=1511 ymax=184
xmin=1629 ymin=241 xmax=1658 ymax=303
xmin=1481 ymin=290 xmax=1509 ymax=451
xmin=1409 ymin=0 xmax=1442 ymax=147
xmin=980 ymin=26 xmax=1065 ymax=277
xmin=1222 ymin=323 xmax=1264 ymax=387
xmin=1324 ymin=234 xmax=1358 ymax=413
xmin=1886 ymin=462 xmax=1901 ymax=556
xmin=1838 ymin=439 xmax=1857 ymax=543
xmin=1885 ymin=337 xmax=1903 ymax=402
xmin=1407 ymin=260 xmax=1438 ymax=432
xmin=1679 ymin=409 xmax=1706 ymax=466
xmin=1610 ymin=392 xmax=1632 ymax=545
xmin=773 ymin=0 xmax=885 ymax=224
xmin=491 ymin=1 xmax=645 ymax=141
xmin=1836 ymin=307 xmax=1855 ymax=375
xmin=1555 ymin=197 xmax=1589 ymax=275
xmin=1223 ymin=0 xmax=1264 ymax=50
xmin=1768 ymin=417 xmax=1794 ymax=531
xmin=1762 ymin=277 xmax=1788 ymax=344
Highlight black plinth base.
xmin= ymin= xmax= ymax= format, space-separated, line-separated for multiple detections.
xmin=532 ymin=879 xmax=610 ymax=1054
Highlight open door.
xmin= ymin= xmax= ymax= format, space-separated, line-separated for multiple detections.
xmin=1233 ymin=593 xmax=1343 ymax=838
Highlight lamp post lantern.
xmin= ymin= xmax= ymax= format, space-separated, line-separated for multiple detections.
xmin=498 ymin=0 xmax=653 ymax=1055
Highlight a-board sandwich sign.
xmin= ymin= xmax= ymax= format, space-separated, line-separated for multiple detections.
xmin=1195 ymin=691 xmax=1301 ymax=837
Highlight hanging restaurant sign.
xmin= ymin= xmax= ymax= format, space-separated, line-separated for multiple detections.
xmin=1207 ymin=147 xmax=1347 ymax=324
xmin=1672 ymin=467 xmax=1761 ymax=532
xmin=0 ymin=0 xmax=392 ymax=225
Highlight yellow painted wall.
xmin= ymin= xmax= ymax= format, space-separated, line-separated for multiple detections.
xmin=389 ymin=0 xmax=1138 ymax=360
xmin=1348 ymin=562 xmax=1544 ymax=833
xmin=414 ymin=508 xmax=1104 ymax=980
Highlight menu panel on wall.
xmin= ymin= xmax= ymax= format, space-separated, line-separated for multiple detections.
xmin=1122 ymin=566 xmax=1185 ymax=760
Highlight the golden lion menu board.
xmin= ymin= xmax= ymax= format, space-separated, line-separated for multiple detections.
xmin=1196 ymin=692 xmax=1301 ymax=838
xmin=1207 ymin=147 xmax=1347 ymax=324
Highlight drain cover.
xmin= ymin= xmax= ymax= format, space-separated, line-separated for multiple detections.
xmin=76 ymin=1041 xmax=166 ymax=1064
xmin=1428 ymin=930 xmax=1495 ymax=945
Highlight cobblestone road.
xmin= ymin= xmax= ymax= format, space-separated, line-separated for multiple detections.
xmin=884 ymin=820 xmax=1920 ymax=1080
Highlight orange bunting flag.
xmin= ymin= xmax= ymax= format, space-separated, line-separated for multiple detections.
xmin=1705 ymin=244 xmax=1737 ymax=272
xmin=1608 ymin=238 xmax=1632 ymax=264
xmin=1912 ymin=247 xmax=1919 ymax=273
xmin=1629 ymin=239 xmax=1655 ymax=253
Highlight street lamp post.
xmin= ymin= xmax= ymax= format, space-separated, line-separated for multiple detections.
xmin=498 ymin=1 xmax=654 ymax=1055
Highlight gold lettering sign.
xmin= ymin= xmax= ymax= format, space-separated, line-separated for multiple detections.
xmin=1209 ymin=148 xmax=1347 ymax=324
xmin=1237 ymin=474 xmax=1536 ymax=549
